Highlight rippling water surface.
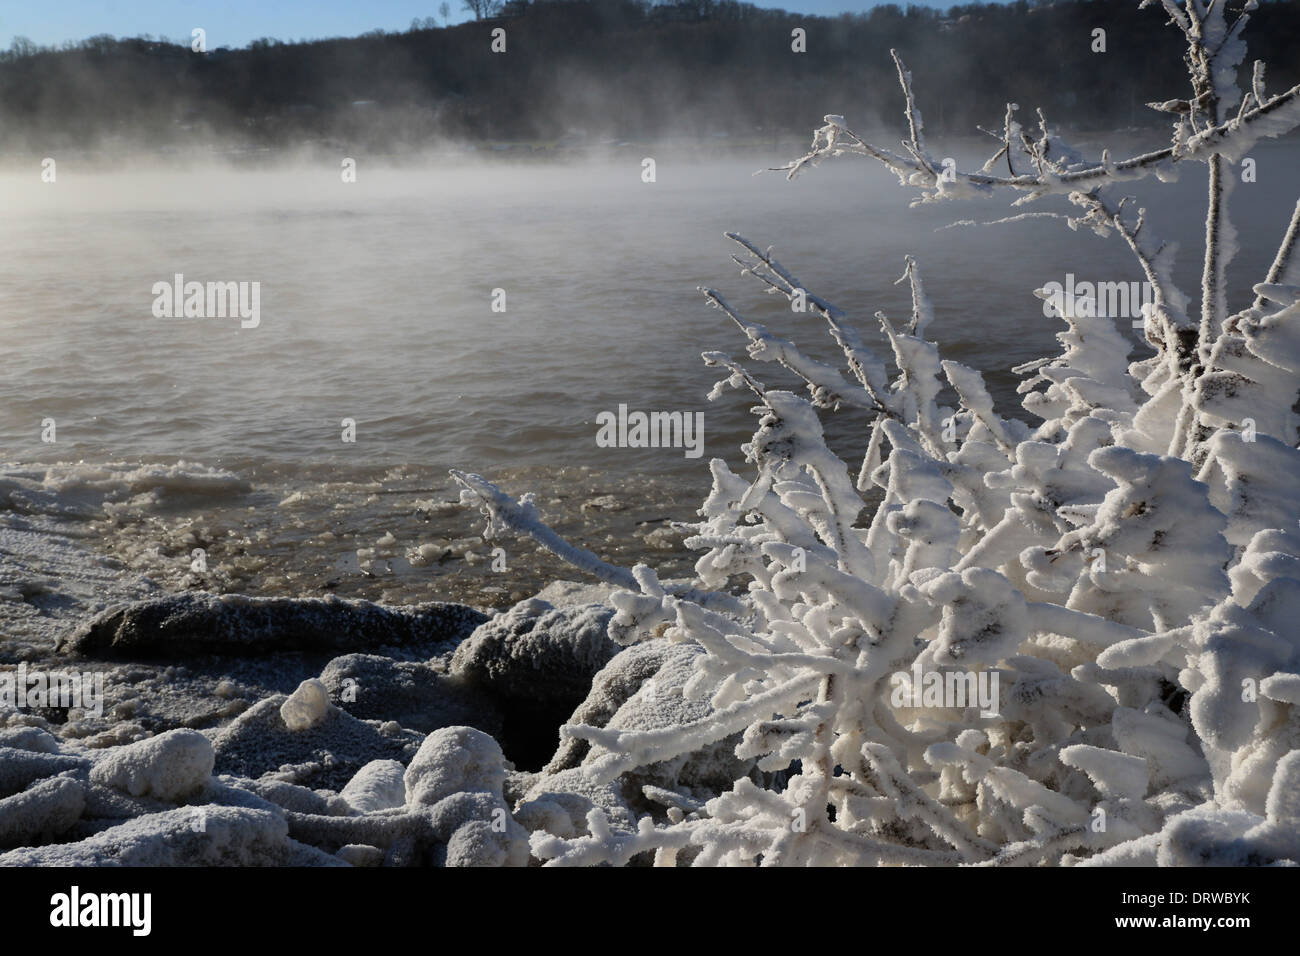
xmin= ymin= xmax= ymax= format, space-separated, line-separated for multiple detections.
xmin=4 ymin=140 xmax=1294 ymax=476
xmin=1 ymin=140 xmax=1294 ymax=605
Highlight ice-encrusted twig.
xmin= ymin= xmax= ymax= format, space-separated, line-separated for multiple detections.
xmin=700 ymin=287 xmax=884 ymax=414
xmin=450 ymin=469 xmax=639 ymax=590
xmin=721 ymin=231 xmax=896 ymax=414
xmin=450 ymin=470 xmax=746 ymax=616
xmin=780 ymin=75 xmax=1300 ymax=202
xmin=1251 ymin=198 xmax=1300 ymax=311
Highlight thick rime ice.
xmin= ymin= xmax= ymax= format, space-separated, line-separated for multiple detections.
xmin=404 ymin=726 xmax=509 ymax=807
xmin=340 ymin=760 xmax=408 ymax=814
xmin=89 ymin=729 xmax=215 ymax=802
xmin=444 ymin=1 xmax=1300 ymax=867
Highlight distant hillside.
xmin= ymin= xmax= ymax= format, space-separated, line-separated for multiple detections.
xmin=2 ymin=0 xmax=1298 ymax=153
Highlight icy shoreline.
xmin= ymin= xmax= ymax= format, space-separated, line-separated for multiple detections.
xmin=0 ymin=460 xmax=722 ymax=865
xmin=0 ymin=458 xmax=701 ymax=610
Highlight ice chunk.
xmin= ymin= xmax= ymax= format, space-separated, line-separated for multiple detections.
xmin=280 ymin=678 xmax=331 ymax=732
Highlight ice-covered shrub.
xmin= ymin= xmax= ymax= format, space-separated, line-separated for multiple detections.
xmin=454 ymin=0 xmax=1300 ymax=866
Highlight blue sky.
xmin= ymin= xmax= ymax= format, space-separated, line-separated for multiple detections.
xmin=3 ymin=0 xmax=961 ymax=50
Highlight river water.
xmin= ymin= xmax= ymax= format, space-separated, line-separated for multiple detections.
xmin=1 ymin=137 xmax=1294 ymax=608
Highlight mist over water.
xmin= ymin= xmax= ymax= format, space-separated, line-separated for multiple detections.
xmin=3 ymin=137 xmax=1297 ymax=485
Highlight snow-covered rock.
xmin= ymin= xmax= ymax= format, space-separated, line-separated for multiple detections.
xmin=451 ymin=599 xmax=618 ymax=706
xmin=405 ymin=726 xmax=508 ymax=807
xmin=89 ymin=729 xmax=214 ymax=802
xmin=402 ymin=727 xmax=530 ymax=866
xmin=0 ymin=806 xmax=341 ymax=867
xmin=212 ymin=696 xmax=420 ymax=792
xmin=61 ymin=592 xmax=487 ymax=658
xmin=340 ymin=759 xmax=407 ymax=814
xmin=319 ymin=653 xmax=502 ymax=736
xmin=0 ymin=775 xmax=86 ymax=848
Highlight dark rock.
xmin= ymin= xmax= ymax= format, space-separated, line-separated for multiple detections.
xmin=59 ymin=592 xmax=488 ymax=659
xmin=320 ymin=653 xmax=503 ymax=737
xmin=449 ymin=599 xmax=618 ymax=770
xmin=211 ymin=696 xmax=421 ymax=792
xmin=451 ymin=599 xmax=618 ymax=703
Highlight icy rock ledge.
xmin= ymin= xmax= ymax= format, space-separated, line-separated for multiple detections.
xmin=450 ymin=599 xmax=618 ymax=705
xmin=59 ymin=592 xmax=489 ymax=658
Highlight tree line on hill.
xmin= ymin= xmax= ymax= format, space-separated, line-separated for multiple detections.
xmin=2 ymin=0 xmax=1297 ymax=153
